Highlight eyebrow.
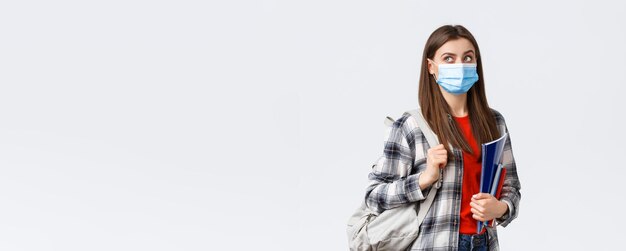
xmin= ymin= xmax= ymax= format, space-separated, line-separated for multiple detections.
xmin=440 ymin=50 xmax=475 ymax=57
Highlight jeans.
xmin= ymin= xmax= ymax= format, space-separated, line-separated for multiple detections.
xmin=458 ymin=231 xmax=489 ymax=251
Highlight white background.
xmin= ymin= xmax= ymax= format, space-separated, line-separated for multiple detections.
xmin=1 ymin=0 xmax=625 ymax=250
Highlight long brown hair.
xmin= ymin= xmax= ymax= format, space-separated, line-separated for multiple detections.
xmin=418 ymin=25 xmax=500 ymax=156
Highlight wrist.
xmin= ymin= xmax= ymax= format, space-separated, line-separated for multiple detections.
xmin=497 ymin=200 xmax=509 ymax=218
xmin=418 ymin=171 xmax=436 ymax=190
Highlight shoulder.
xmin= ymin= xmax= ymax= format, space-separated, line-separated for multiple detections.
xmin=489 ymin=107 xmax=507 ymax=125
xmin=394 ymin=110 xmax=421 ymax=132
xmin=383 ymin=110 xmax=421 ymax=141
xmin=489 ymin=108 xmax=511 ymax=135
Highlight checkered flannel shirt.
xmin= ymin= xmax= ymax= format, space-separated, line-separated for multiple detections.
xmin=364 ymin=109 xmax=521 ymax=251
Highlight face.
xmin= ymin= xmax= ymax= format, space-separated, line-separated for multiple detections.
xmin=427 ymin=38 xmax=477 ymax=79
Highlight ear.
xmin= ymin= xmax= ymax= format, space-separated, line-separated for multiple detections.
xmin=427 ymin=59 xmax=437 ymax=76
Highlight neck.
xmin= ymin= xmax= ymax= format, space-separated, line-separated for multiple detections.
xmin=440 ymin=89 xmax=468 ymax=117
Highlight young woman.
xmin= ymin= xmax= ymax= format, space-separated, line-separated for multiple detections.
xmin=364 ymin=25 xmax=521 ymax=251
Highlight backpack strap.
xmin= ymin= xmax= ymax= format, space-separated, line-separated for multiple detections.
xmin=406 ymin=108 xmax=444 ymax=190
xmin=385 ymin=108 xmax=444 ymax=230
xmin=406 ymin=109 xmax=439 ymax=147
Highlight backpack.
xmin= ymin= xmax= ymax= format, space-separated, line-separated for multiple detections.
xmin=346 ymin=108 xmax=442 ymax=251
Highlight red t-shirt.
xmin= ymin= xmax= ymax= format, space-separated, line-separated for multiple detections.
xmin=453 ymin=115 xmax=487 ymax=235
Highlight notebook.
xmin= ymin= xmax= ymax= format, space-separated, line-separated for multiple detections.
xmin=477 ymin=132 xmax=508 ymax=233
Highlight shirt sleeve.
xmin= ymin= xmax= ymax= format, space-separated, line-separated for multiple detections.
xmin=493 ymin=112 xmax=522 ymax=227
xmin=364 ymin=113 xmax=430 ymax=213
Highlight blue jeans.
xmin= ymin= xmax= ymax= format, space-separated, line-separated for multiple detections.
xmin=458 ymin=231 xmax=489 ymax=251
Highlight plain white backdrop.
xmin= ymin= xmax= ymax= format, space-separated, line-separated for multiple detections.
xmin=1 ymin=0 xmax=625 ymax=250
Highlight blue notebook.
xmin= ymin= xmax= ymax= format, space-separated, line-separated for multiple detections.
xmin=477 ymin=132 xmax=508 ymax=233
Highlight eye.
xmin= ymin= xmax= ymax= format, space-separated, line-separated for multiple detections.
xmin=464 ymin=55 xmax=473 ymax=62
xmin=444 ymin=56 xmax=454 ymax=63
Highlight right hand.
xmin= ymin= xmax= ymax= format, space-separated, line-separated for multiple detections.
xmin=423 ymin=144 xmax=448 ymax=185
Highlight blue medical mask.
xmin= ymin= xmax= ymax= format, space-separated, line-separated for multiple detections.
xmin=429 ymin=59 xmax=479 ymax=95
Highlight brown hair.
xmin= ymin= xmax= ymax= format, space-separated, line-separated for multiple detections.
xmin=418 ymin=25 xmax=500 ymax=156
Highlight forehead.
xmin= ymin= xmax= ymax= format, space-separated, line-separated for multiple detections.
xmin=434 ymin=38 xmax=475 ymax=56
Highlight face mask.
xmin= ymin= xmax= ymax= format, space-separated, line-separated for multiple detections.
xmin=429 ymin=59 xmax=479 ymax=95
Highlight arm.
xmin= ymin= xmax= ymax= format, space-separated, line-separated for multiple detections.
xmin=493 ymin=112 xmax=522 ymax=227
xmin=364 ymin=113 xmax=434 ymax=213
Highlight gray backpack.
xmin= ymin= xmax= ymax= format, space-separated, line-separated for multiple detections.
xmin=346 ymin=108 xmax=442 ymax=251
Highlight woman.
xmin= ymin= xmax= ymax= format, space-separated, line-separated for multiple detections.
xmin=364 ymin=25 xmax=521 ymax=251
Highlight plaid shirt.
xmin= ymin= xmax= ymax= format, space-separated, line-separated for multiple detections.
xmin=364 ymin=108 xmax=521 ymax=251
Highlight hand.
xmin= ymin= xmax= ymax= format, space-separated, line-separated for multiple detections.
xmin=470 ymin=193 xmax=508 ymax=222
xmin=422 ymin=144 xmax=447 ymax=186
